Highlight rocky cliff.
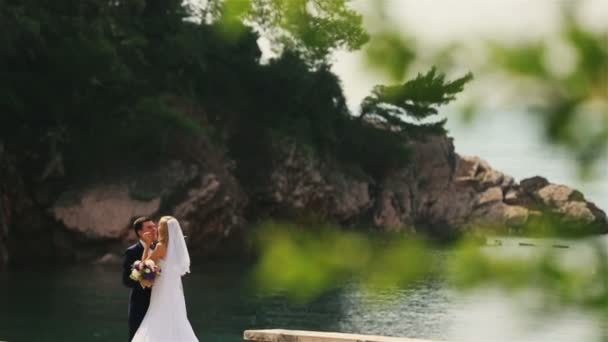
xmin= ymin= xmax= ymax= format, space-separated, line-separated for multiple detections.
xmin=1 ymin=134 xmax=606 ymax=269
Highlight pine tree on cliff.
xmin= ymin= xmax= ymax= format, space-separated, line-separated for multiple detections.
xmin=359 ymin=67 xmax=473 ymax=138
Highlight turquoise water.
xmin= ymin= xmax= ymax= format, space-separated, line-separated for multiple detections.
xmin=0 ymin=242 xmax=601 ymax=342
xmin=0 ymin=261 xmax=452 ymax=342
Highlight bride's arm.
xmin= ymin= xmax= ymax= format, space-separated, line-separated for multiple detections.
xmin=145 ymin=243 xmax=167 ymax=262
xmin=140 ymin=245 xmax=152 ymax=263
xmin=139 ymin=231 xmax=155 ymax=262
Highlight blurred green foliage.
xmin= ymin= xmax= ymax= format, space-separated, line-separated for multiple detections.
xmin=207 ymin=0 xmax=607 ymax=338
xmin=359 ymin=1 xmax=607 ymax=176
xmin=252 ymin=221 xmax=608 ymax=339
xmin=217 ymin=0 xmax=369 ymax=65
xmin=473 ymin=11 xmax=606 ymax=177
xmin=364 ymin=32 xmax=416 ymax=82
xmin=448 ymin=238 xmax=608 ymax=341
xmin=488 ymin=14 xmax=608 ymax=176
xmin=253 ymin=221 xmax=434 ymax=301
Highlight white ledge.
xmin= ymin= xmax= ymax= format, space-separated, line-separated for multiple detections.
xmin=243 ymin=329 xmax=441 ymax=342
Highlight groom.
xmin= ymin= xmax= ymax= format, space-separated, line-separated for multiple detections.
xmin=122 ymin=216 xmax=157 ymax=341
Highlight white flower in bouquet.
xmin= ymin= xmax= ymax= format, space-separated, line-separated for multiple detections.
xmin=144 ymin=259 xmax=155 ymax=267
xmin=130 ymin=269 xmax=141 ymax=281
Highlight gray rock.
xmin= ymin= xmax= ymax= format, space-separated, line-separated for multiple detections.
xmin=476 ymin=187 xmax=504 ymax=207
xmin=537 ymin=184 xmax=585 ymax=206
xmin=558 ymin=202 xmax=596 ymax=223
xmin=256 ymin=139 xmax=374 ymax=223
xmin=504 ymin=188 xmax=520 ymax=205
xmin=52 ymin=184 xmax=161 ymax=239
xmin=503 ymin=205 xmax=529 ymax=227
xmin=520 ymin=176 xmax=549 ymax=193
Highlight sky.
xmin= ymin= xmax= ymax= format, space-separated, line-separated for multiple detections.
xmin=332 ymin=0 xmax=608 ymax=109
xmin=328 ymin=0 xmax=608 ymax=208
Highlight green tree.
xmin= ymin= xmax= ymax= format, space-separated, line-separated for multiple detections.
xmin=215 ymin=0 xmax=369 ymax=65
xmin=359 ymin=68 xmax=473 ymax=137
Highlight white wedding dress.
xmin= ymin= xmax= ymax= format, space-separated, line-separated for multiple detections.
xmin=132 ymin=219 xmax=199 ymax=342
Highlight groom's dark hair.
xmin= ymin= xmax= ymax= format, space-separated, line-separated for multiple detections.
xmin=133 ymin=216 xmax=153 ymax=237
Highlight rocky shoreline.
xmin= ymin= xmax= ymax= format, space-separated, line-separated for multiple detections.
xmin=1 ymin=134 xmax=606 ymax=270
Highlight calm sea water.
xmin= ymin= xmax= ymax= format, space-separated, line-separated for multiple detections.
xmin=0 ymin=237 xmax=603 ymax=342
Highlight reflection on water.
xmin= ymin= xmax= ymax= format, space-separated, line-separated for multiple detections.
xmin=0 ymin=240 xmax=601 ymax=342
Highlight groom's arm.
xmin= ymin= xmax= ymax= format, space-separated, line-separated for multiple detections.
xmin=122 ymin=248 xmax=139 ymax=288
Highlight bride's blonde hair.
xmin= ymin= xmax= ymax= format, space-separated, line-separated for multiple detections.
xmin=158 ymin=216 xmax=175 ymax=245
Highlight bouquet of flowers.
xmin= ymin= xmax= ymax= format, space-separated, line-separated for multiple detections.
xmin=130 ymin=259 xmax=161 ymax=288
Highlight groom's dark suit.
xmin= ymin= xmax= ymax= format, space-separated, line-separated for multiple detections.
xmin=122 ymin=241 xmax=151 ymax=341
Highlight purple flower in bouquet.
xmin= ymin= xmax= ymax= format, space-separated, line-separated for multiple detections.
xmin=142 ymin=267 xmax=156 ymax=279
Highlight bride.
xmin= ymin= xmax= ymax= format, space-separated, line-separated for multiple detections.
xmin=132 ymin=216 xmax=199 ymax=342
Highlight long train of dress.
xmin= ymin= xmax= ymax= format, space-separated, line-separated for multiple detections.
xmin=132 ymin=260 xmax=199 ymax=342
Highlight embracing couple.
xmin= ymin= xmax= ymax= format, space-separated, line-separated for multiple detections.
xmin=122 ymin=216 xmax=199 ymax=342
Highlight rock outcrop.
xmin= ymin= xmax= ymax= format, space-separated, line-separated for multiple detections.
xmin=50 ymin=146 xmax=248 ymax=256
xmin=1 ymin=133 xmax=607 ymax=268
xmin=371 ymin=137 xmax=607 ymax=235
xmin=249 ymin=140 xmax=373 ymax=224
xmin=0 ymin=142 xmax=82 ymax=268
xmin=53 ymin=185 xmax=162 ymax=239
xmin=243 ymin=135 xmax=607 ymax=236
